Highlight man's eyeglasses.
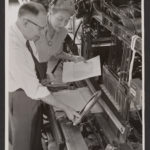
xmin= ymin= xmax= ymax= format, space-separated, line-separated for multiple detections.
xmin=26 ymin=19 xmax=45 ymax=30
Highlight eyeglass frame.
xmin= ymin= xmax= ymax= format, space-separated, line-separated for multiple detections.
xmin=26 ymin=19 xmax=46 ymax=30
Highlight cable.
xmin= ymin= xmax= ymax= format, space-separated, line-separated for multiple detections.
xmin=128 ymin=35 xmax=140 ymax=86
xmin=73 ymin=20 xmax=83 ymax=42
xmin=130 ymin=96 xmax=142 ymax=124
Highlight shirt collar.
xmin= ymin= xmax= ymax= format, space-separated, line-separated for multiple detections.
xmin=13 ymin=22 xmax=26 ymax=45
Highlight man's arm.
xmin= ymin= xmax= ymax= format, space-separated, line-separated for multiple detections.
xmin=9 ymin=43 xmax=80 ymax=120
xmin=42 ymin=94 xmax=80 ymax=121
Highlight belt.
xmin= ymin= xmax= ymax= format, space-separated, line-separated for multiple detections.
xmin=16 ymin=88 xmax=23 ymax=92
xmin=9 ymin=88 xmax=23 ymax=94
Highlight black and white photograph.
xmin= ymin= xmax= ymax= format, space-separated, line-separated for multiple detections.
xmin=6 ymin=0 xmax=143 ymax=150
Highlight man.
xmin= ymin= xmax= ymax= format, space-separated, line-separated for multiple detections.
xmin=9 ymin=2 xmax=79 ymax=150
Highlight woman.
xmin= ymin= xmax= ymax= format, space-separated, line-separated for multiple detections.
xmin=30 ymin=0 xmax=84 ymax=83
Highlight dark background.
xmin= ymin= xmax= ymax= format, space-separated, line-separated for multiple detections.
xmin=0 ymin=0 xmax=5 ymax=149
xmin=144 ymin=0 xmax=150 ymax=149
xmin=0 ymin=0 xmax=150 ymax=149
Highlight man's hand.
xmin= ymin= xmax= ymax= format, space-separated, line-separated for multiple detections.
xmin=41 ymin=78 xmax=51 ymax=86
xmin=41 ymin=73 xmax=55 ymax=86
xmin=64 ymin=106 xmax=80 ymax=122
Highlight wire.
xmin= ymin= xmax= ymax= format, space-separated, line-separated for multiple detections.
xmin=128 ymin=35 xmax=140 ymax=86
xmin=130 ymin=96 xmax=142 ymax=124
xmin=73 ymin=20 xmax=83 ymax=42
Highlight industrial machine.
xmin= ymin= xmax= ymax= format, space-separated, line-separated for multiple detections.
xmin=40 ymin=0 xmax=142 ymax=150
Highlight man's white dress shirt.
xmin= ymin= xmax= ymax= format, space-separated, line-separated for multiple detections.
xmin=9 ymin=23 xmax=50 ymax=100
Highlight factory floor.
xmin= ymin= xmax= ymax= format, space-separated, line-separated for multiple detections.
xmin=9 ymin=138 xmax=58 ymax=150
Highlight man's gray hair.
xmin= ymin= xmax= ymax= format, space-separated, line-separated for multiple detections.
xmin=18 ymin=2 xmax=46 ymax=17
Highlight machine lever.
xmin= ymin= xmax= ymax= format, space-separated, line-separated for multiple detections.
xmin=73 ymin=90 xmax=101 ymax=126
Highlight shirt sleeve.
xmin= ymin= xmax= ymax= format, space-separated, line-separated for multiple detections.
xmin=9 ymin=40 xmax=50 ymax=100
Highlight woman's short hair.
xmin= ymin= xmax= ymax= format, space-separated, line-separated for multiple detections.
xmin=49 ymin=0 xmax=75 ymax=16
xmin=18 ymin=2 xmax=46 ymax=17
xmin=30 ymin=0 xmax=51 ymax=11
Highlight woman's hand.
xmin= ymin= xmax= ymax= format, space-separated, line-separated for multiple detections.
xmin=57 ymin=52 xmax=86 ymax=63
xmin=72 ymin=55 xmax=86 ymax=63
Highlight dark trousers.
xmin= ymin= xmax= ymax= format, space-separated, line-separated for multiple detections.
xmin=9 ymin=90 xmax=43 ymax=150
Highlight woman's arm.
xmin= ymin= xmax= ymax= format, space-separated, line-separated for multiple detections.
xmin=56 ymin=51 xmax=85 ymax=63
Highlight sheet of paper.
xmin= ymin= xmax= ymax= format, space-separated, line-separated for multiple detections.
xmin=53 ymin=89 xmax=87 ymax=111
xmin=53 ymin=87 xmax=102 ymax=113
xmin=62 ymin=56 xmax=101 ymax=82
